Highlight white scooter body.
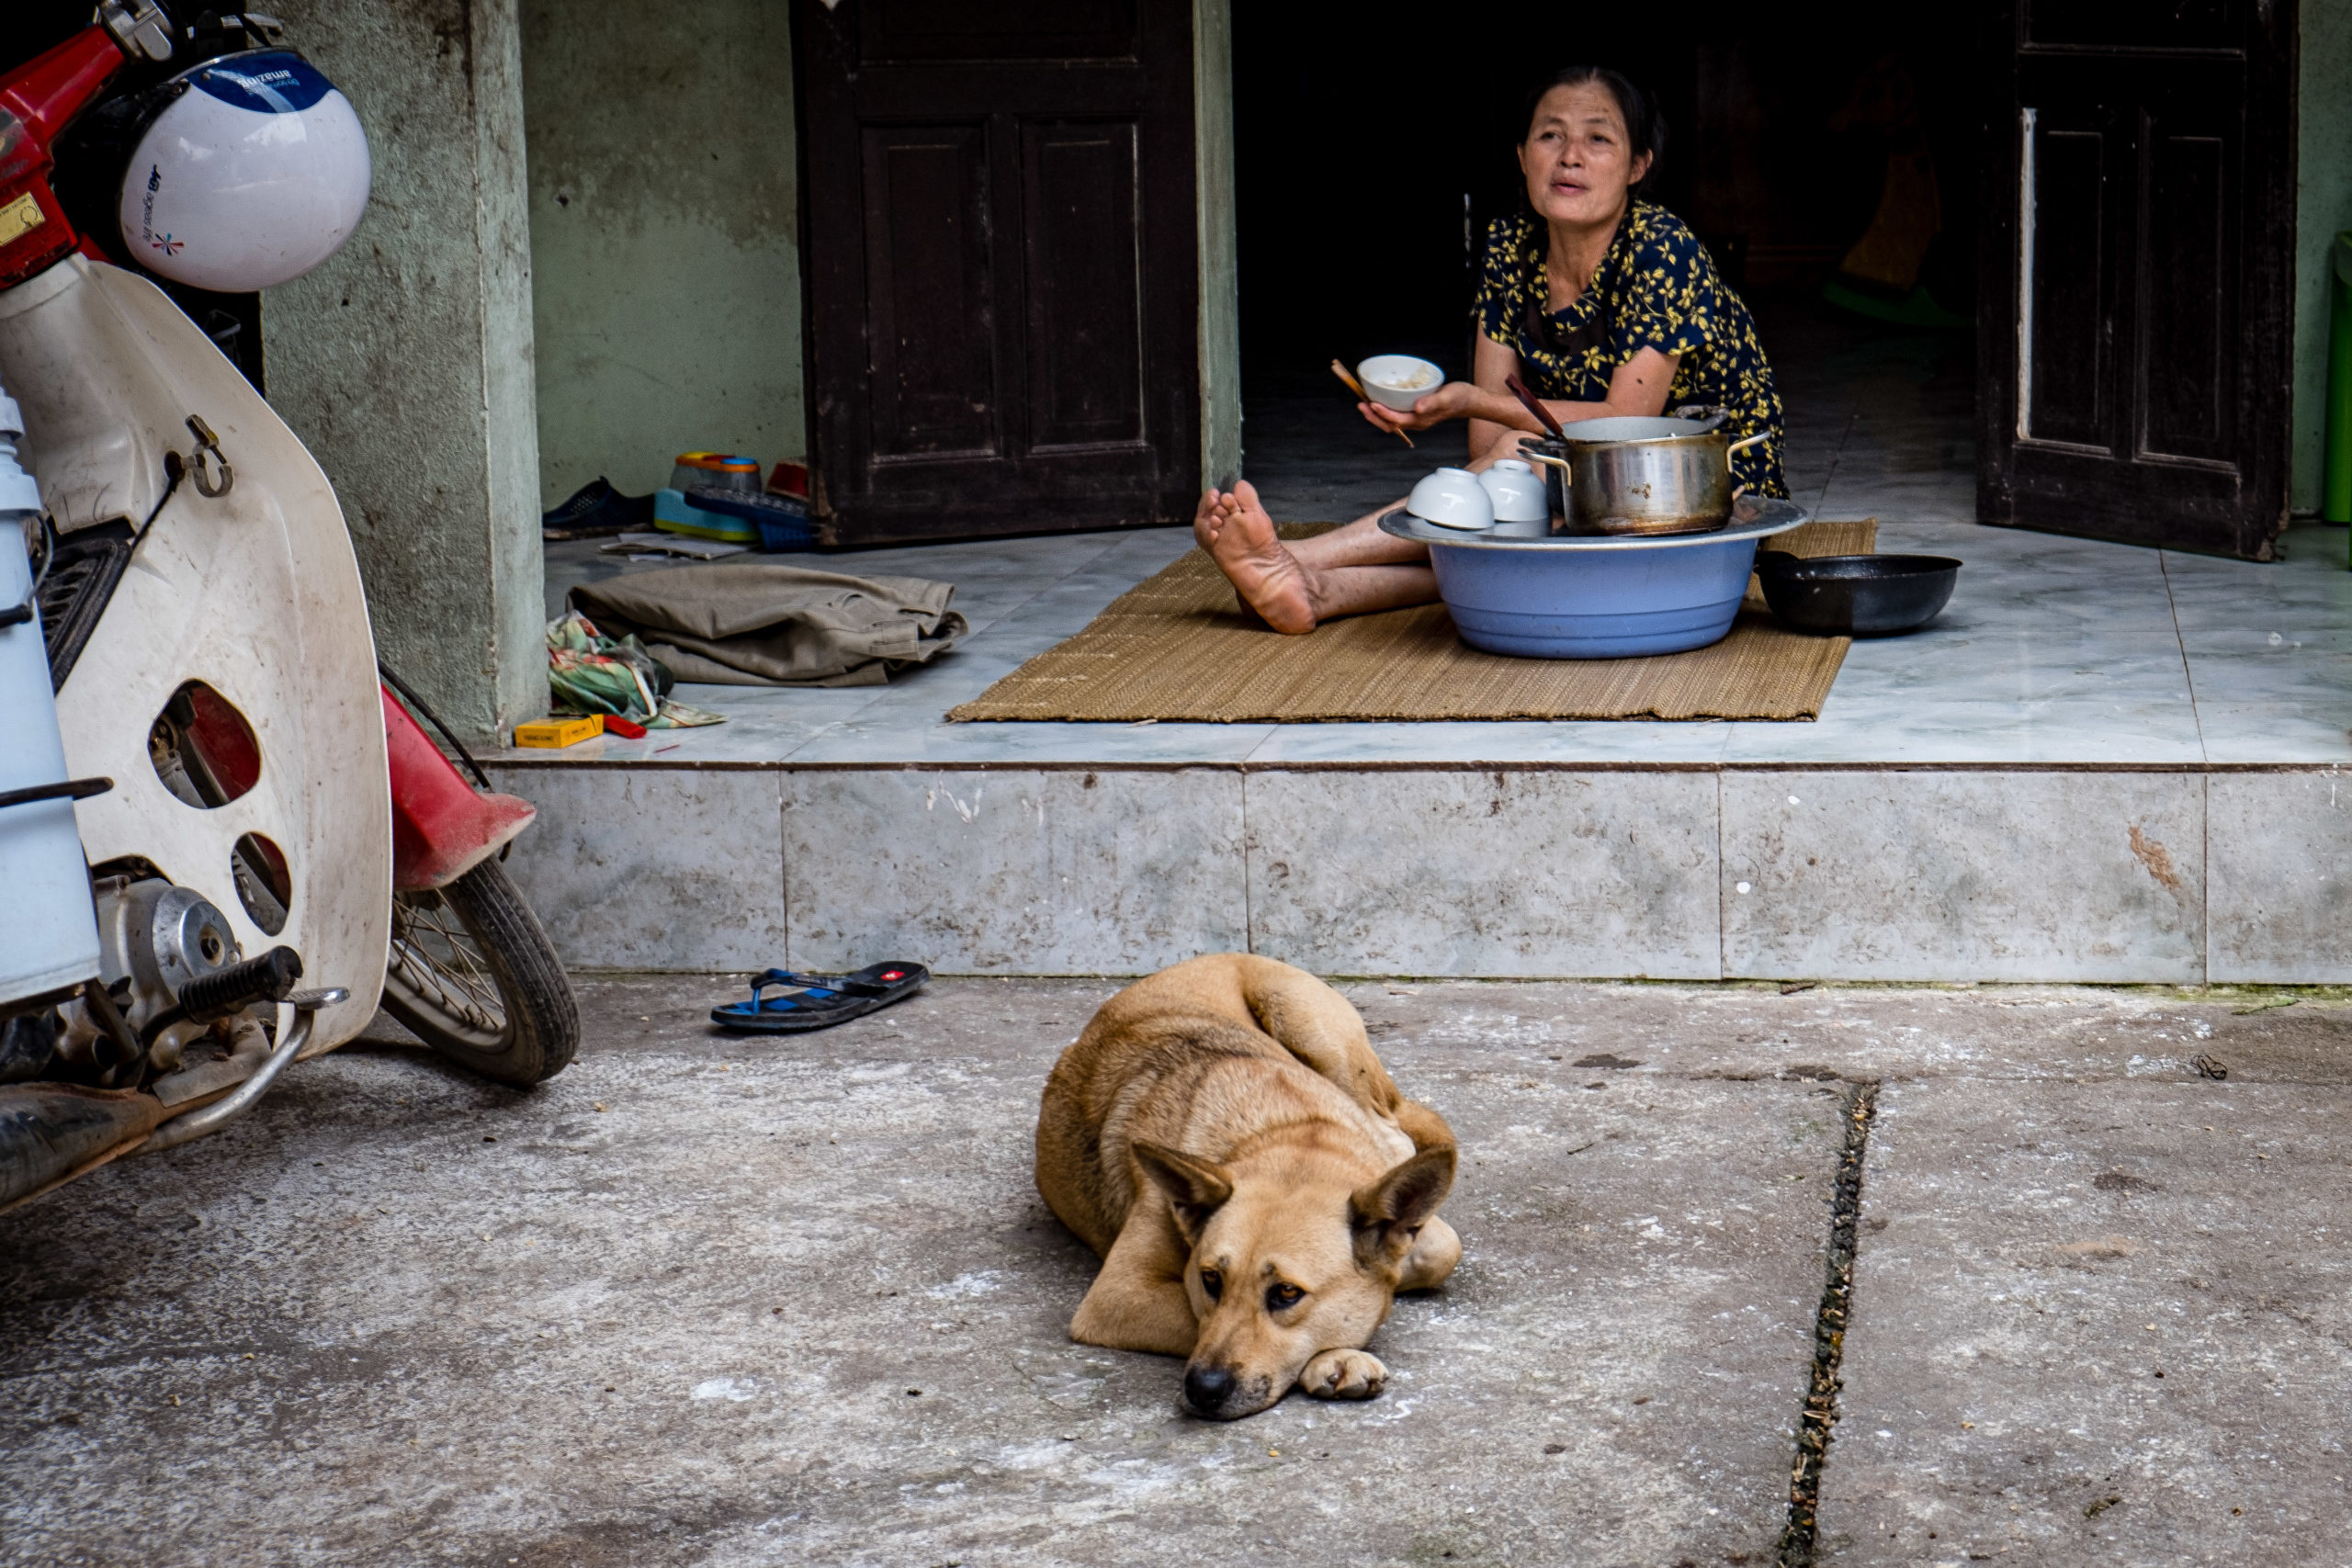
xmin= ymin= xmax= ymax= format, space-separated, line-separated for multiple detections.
xmin=0 ymin=256 xmax=388 ymax=1051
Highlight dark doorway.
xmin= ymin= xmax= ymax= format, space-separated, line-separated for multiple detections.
xmin=795 ymin=0 xmax=1202 ymax=547
xmin=1978 ymin=1 xmax=2298 ymax=560
xmin=1230 ymin=4 xmax=1990 ymax=522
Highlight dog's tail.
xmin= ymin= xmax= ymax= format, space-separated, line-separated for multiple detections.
xmin=1391 ymin=1096 xmax=1457 ymax=1156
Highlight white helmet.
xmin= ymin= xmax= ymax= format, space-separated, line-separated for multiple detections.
xmin=117 ymin=49 xmax=370 ymax=292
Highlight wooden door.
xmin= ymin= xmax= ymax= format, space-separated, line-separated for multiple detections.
xmin=1977 ymin=0 xmax=2297 ymax=559
xmin=796 ymin=0 xmax=1200 ymax=546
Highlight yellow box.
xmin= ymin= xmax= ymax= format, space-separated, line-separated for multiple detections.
xmin=512 ymin=714 xmax=604 ymax=749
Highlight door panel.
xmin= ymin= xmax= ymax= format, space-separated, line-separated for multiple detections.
xmin=2138 ymin=124 xmax=2231 ymax=463
xmin=861 ymin=0 xmax=1139 ymax=63
xmin=862 ymin=125 xmax=998 ymax=459
xmin=799 ymin=0 xmax=1198 ymax=545
xmin=1024 ymin=121 xmax=1145 ymax=451
xmin=2023 ymin=120 xmax=2109 ymax=448
xmin=1979 ymin=3 xmax=2295 ymax=558
xmin=2023 ymin=0 xmax=2238 ymax=52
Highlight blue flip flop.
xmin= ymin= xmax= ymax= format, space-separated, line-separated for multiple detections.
xmin=710 ymin=962 xmax=929 ymax=1033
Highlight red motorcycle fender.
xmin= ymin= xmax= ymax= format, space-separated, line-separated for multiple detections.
xmin=382 ymin=685 xmax=537 ymax=892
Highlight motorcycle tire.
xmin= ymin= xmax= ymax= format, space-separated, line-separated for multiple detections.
xmin=379 ymin=859 xmax=579 ymax=1087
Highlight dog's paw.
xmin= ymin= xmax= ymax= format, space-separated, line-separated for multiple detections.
xmin=1299 ymin=1348 xmax=1387 ymax=1401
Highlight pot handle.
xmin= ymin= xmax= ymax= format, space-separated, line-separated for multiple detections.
xmin=1521 ymin=448 xmax=1572 ymax=483
xmin=1724 ymin=431 xmax=1770 ymax=487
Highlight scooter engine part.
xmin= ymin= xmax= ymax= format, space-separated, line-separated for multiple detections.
xmin=0 ymin=1079 xmax=168 ymax=1213
xmin=141 ymin=986 xmax=345 ymax=1155
xmin=51 ymin=976 xmax=143 ymax=1079
xmin=148 ymin=888 xmax=237 ymax=997
xmin=0 ymin=1011 xmax=59 ymax=1084
xmin=97 ymin=879 xmax=241 ymax=1025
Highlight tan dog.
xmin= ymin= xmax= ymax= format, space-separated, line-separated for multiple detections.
xmin=1035 ymin=954 xmax=1461 ymax=1419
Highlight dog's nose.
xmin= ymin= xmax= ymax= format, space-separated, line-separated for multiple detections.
xmin=1183 ymin=1364 xmax=1237 ymax=1413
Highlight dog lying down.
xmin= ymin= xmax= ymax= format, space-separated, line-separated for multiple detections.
xmin=1035 ymin=954 xmax=1461 ymax=1420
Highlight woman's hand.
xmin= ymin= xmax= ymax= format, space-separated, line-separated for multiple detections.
xmin=1357 ymin=380 xmax=1485 ymax=434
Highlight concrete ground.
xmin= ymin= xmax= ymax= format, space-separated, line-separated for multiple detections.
xmin=3 ymin=977 xmax=2348 ymax=1566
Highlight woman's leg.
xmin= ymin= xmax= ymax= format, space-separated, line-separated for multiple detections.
xmin=1194 ymin=429 xmax=1532 ymax=633
xmin=1193 ymin=483 xmax=1432 ymax=631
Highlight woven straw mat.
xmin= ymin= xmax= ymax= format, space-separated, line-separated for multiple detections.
xmin=947 ymin=518 xmax=1876 ymax=724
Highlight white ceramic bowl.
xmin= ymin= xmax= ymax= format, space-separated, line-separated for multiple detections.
xmin=1478 ymin=457 xmax=1549 ymax=523
xmin=1407 ymin=467 xmax=1495 ymax=531
xmin=1357 ymin=354 xmax=1444 ymax=412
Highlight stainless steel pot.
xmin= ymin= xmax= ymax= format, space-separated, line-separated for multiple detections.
xmin=1522 ymin=408 xmax=1770 ymax=536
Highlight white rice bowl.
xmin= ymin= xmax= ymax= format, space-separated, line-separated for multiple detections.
xmin=1357 ymin=355 xmax=1444 ymax=411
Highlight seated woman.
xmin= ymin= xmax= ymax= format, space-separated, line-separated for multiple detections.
xmin=1197 ymin=65 xmax=1788 ymax=634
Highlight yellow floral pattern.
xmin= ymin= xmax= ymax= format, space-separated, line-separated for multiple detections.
xmin=1477 ymin=202 xmax=1789 ymax=498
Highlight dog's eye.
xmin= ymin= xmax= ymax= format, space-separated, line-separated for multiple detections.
xmin=1266 ymin=1282 xmax=1306 ymax=1312
xmin=1200 ymin=1269 xmax=1223 ymax=1301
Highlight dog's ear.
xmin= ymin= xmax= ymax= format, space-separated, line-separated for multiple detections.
xmin=1131 ymin=1141 xmax=1234 ymax=1239
xmin=1351 ymin=1146 xmax=1455 ymax=1269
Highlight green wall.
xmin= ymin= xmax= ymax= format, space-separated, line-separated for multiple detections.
xmin=268 ymin=0 xmax=545 ymax=743
xmin=519 ymin=0 xmax=804 ymax=511
xmin=2296 ymin=1 xmax=2352 ymax=514
xmin=514 ymin=4 xmax=2334 ymax=516
xmin=1194 ymin=0 xmax=1241 ymax=488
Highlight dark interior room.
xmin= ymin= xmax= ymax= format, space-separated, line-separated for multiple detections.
xmin=1230 ymin=2 xmax=1991 ymax=518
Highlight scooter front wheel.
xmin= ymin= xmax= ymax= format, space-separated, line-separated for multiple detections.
xmin=380 ymin=859 xmax=579 ymax=1086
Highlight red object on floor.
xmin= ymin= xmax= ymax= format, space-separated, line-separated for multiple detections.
xmin=382 ymin=684 xmax=538 ymax=891
xmin=603 ymin=715 xmax=648 ymax=739
xmin=765 ymin=460 xmax=810 ymax=499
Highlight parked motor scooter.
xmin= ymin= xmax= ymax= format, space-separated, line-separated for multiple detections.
xmin=0 ymin=5 xmax=577 ymax=1214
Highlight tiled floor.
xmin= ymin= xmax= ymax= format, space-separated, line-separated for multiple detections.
xmin=492 ymin=304 xmax=2352 ymax=981
xmin=520 ymin=299 xmax=2351 ymax=771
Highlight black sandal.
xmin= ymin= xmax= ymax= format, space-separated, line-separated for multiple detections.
xmin=710 ymin=963 xmax=929 ymax=1033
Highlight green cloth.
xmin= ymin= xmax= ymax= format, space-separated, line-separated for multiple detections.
xmin=546 ymin=613 xmax=724 ymax=728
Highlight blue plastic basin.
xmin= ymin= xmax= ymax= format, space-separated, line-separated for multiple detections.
xmin=1431 ymin=534 xmax=1760 ymax=657
xmin=1382 ymin=500 xmax=1811 ymax=660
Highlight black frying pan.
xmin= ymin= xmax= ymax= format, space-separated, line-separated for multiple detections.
xmin=1754 ymin=552 xmax=1960 ymax=637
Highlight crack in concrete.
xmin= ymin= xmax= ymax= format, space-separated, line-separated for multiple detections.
xmin=1778 ymin=1079 xmax=1879 ymax=1568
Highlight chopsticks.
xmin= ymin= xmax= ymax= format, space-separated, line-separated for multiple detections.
xmin=1331 ymin=359 xmax=1415 ymax=447
xmin=1329 ymin=360 xmax=1561 ymax=447
xmin=1504 ymin=373 xmax=1566 ymax=438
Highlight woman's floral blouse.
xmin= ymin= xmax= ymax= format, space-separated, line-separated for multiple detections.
xmin=1477 ymin=200 xmax=1789 ymax=497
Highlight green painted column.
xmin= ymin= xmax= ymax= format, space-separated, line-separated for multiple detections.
xmin=263 ymin=0 xmax=547 ymax=746
xmin=2330 ymin=233 xmax=2352 ymax=540
xmin=1194 ymin=0 xmax=1242 ymax=491
xmin=2294 ymin=2 xmax=2352 ymax=517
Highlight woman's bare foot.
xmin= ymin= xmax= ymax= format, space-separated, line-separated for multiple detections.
xmin=1193 ymin=480 xmax=1317 ymax=634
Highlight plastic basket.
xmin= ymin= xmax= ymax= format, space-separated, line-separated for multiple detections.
xmin=684 ymin=485 xmax=819 ymax=552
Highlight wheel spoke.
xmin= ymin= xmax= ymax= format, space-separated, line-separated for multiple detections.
xmin=390 ymin=889 xmax=506 ymax=1037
